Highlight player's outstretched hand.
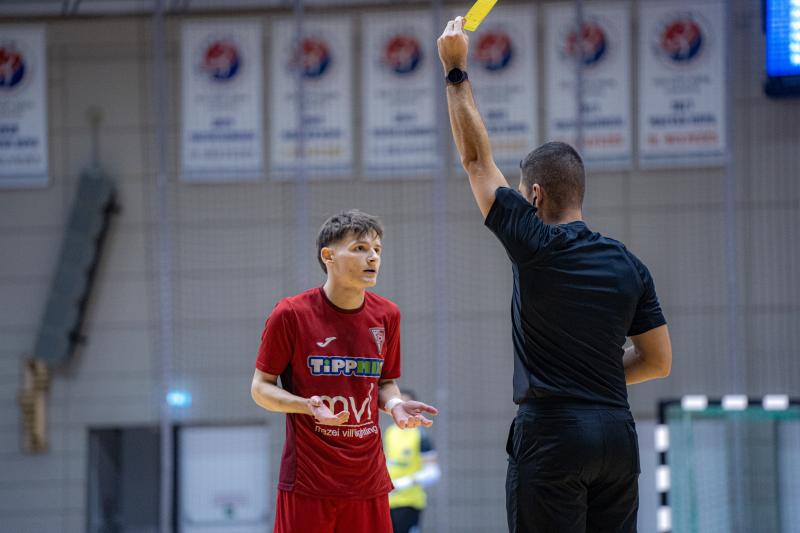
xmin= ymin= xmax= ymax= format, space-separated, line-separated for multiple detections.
xmin=437 ymin=16 xmax=469 ymax=75
xmin=308 ymin=395 xmax=350 ymax=426
xmin=391 ymin=400 xmax=439 ymax=429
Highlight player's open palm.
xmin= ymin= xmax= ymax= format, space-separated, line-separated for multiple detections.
xmin=392 ymin=400 xmax=438 ymax=429
xmin=308 ymin=395 xmax=350 ymax=426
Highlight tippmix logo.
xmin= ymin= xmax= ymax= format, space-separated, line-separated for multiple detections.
xmin=382 ymin=34 xmax=423 ymax=76
xmin=0 ymin=43 xmax=27 ymax=90
xmin=200 ymin=39 xmax=241 ymax=82
xmin=291 ymin=37 xmax=332 ymax=79
xmin=474 ymin=31 xmax=514 ymax=72
xmin=564 ymin=21 xmax=608 ymax=67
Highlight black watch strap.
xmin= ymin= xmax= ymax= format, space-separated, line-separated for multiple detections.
xmin=446 ymin=68 xmax=468 ymax=85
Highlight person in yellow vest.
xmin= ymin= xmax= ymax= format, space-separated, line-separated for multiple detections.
xmin=385 ymin=391 xmax=442 ymax=533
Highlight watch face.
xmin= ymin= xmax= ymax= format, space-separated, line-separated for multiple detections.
xmin=447 ymin=68 xmax=464 ymax=83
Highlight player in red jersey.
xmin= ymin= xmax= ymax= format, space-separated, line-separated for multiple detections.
xmin=251 ymin=209 xmax=438 ymax=533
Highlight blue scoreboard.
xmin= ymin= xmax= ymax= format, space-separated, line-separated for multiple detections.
xmin=765 ymin=0 xmax=800 ymax=95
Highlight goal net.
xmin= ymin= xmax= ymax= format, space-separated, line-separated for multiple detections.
xmin=656 ymin=396 xmax=800 ymax=533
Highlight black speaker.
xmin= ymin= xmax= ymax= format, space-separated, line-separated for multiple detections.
xmin=33 ymin=169 xmax=118 ymax=366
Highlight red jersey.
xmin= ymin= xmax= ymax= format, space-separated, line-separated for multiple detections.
xmin=255 ymin=287 xmax=401 ymax=499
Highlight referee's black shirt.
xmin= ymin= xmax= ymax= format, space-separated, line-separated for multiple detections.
xmin=485 ymin=187 xmax=667 ymax=408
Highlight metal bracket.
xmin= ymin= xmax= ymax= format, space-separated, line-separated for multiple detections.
xmin=17 ymin=358 xmax=50 ymax=453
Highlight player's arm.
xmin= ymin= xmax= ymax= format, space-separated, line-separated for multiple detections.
xmin=251 ymin=369 xmax=312 ymax=414
xmin=412 ymin=431 xmax=442 ymax=488
xmin=251 ymin=369 xmax=349 ymax=425
xmin=379 ymin=379 xmax=438 ymax=429
xmin=623 ymin=324 xmax=672 ymax=385
xmin=378 ymin=378 xmax=403 ymax=412
xmin=416 ymin=450 xmax=442 ymax=487
xmin=438 ymin=16 xmax=509 ymax=219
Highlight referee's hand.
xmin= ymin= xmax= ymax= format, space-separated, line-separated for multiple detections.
xmin=391 ymin=400 xmax=438 ymax=429
xmin=308 ymin=395 xmax=350 ymax=426
xmin=437 ymin=16 xmax=469 ymax=75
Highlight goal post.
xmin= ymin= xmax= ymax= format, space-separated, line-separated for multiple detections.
xmin=654 ymin=396 xmax=800 ymax=533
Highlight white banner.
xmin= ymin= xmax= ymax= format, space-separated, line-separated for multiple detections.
xmin=181 ymin=20 xmax=264 ymax=182
xmin=270 ymin=16 xmax=353 ymax=180
xmin=544 ymin=2 xmax=631 ymax=170
xmin=638 ymin=0 xmax=726 ymax=168
xmin=362 ymin=12 xmax=437 ymax=178
xmin=0 ymin=25 xmax=48 ymax=188
xmin=467 ymin=4 xmax=538 ymax=172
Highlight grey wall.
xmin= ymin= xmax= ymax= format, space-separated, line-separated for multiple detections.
xmin=0 ymin=1 xmax=798 ymax=532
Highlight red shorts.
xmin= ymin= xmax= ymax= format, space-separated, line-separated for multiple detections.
xmin=273 ymin=489 xmax=392 ymax=533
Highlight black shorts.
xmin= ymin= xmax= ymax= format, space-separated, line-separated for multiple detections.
xmin=505 ymin=400 xmax=640 ymax=533
xmin=390 ymin=506 xmax=421 ymax=533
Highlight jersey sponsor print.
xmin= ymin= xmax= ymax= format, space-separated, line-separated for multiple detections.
xmin=256 ymin=288 xmax=401 ymax=498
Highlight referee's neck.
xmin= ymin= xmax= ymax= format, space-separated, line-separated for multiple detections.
xmin=541 ymin=208 xmax=583 ymax=226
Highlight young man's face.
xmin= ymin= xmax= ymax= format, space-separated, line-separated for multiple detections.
xmin=323 ymin=231 xmax=382 ymax=289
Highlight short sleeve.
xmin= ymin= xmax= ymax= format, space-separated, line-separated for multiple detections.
xmin=255 ymin=300 xmax=296 ymax=375
xmin=627 ymin=255 xmax=667 ymax=336
xmin=380 ymin=308 xmax=401 ymax=379
xmin=484 ymin=187 xmax=547 ymax=264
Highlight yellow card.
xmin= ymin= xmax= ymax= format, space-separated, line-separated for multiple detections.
xmin=463 ymin=0 xmax=498 ymax=32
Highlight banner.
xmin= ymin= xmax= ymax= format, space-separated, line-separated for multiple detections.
xmin=544 ymin=2 xmax=631 ymax=169
xmin=638 ymin=0 xmax=726 ymax=168
xmin=181 ymin=20 xmax=263 ymax=182
xmin=0 ymin=25 xmax=48 ymax=188
xmin=270 ymin=16 xmax=353 ymax=180
xmin=467 ymin=4 xmax=538 ymax=172
xmin=362 ymin=11 xmax=437 ymax=178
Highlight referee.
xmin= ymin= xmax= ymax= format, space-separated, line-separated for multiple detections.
xmin=438 ymin=17 xmax=673 ymax=533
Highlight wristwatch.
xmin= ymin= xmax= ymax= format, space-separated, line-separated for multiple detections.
xmin=446 ymin=67 xmax=469 ymax=86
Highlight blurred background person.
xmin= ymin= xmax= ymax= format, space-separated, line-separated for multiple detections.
xmin=385 ymin=390 xmax=442 ymax=533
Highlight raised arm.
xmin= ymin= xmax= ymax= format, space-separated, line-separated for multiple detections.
xmin=438 ymin=16 xmax=509 ymax=219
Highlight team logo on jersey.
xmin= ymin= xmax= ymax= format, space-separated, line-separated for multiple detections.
xmin=0 ymin=43 xmax=27 ymax=90
xmin=316 ymin=336 xmax=336 ymax=347
xmin=370 ymin=327 xmax=385 ymax=355
xmin=307 ymin=356 xmax=383 ymax=377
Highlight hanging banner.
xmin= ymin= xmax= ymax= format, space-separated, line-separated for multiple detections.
xmin=638 ymin=0 xmax=726 ymax=168
xmin=544 ymin=2 xmax=631 ymax=170
xmin=0 ymin=25 xmax=48 ymax=188
xmin=181 ymin=20 xmax=264 ymax=182
xmin=270 ymin=16 xmax=353 ymax=180
xmin=362 ymin=11 xmax=437 ymax=179
xmin=466 ymin=4 xmax=539 ymax=172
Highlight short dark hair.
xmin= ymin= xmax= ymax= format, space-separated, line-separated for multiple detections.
xmin=316 ymin=209 xmax=384 ymax=273
xmin=520 ymin=141 xmax=585 ymax=211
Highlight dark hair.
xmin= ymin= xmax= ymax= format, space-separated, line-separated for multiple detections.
xmin=520 ymin=141 xmax=585 ymax=211
xmin=316 ymin=209 xmax=384 ymax=273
